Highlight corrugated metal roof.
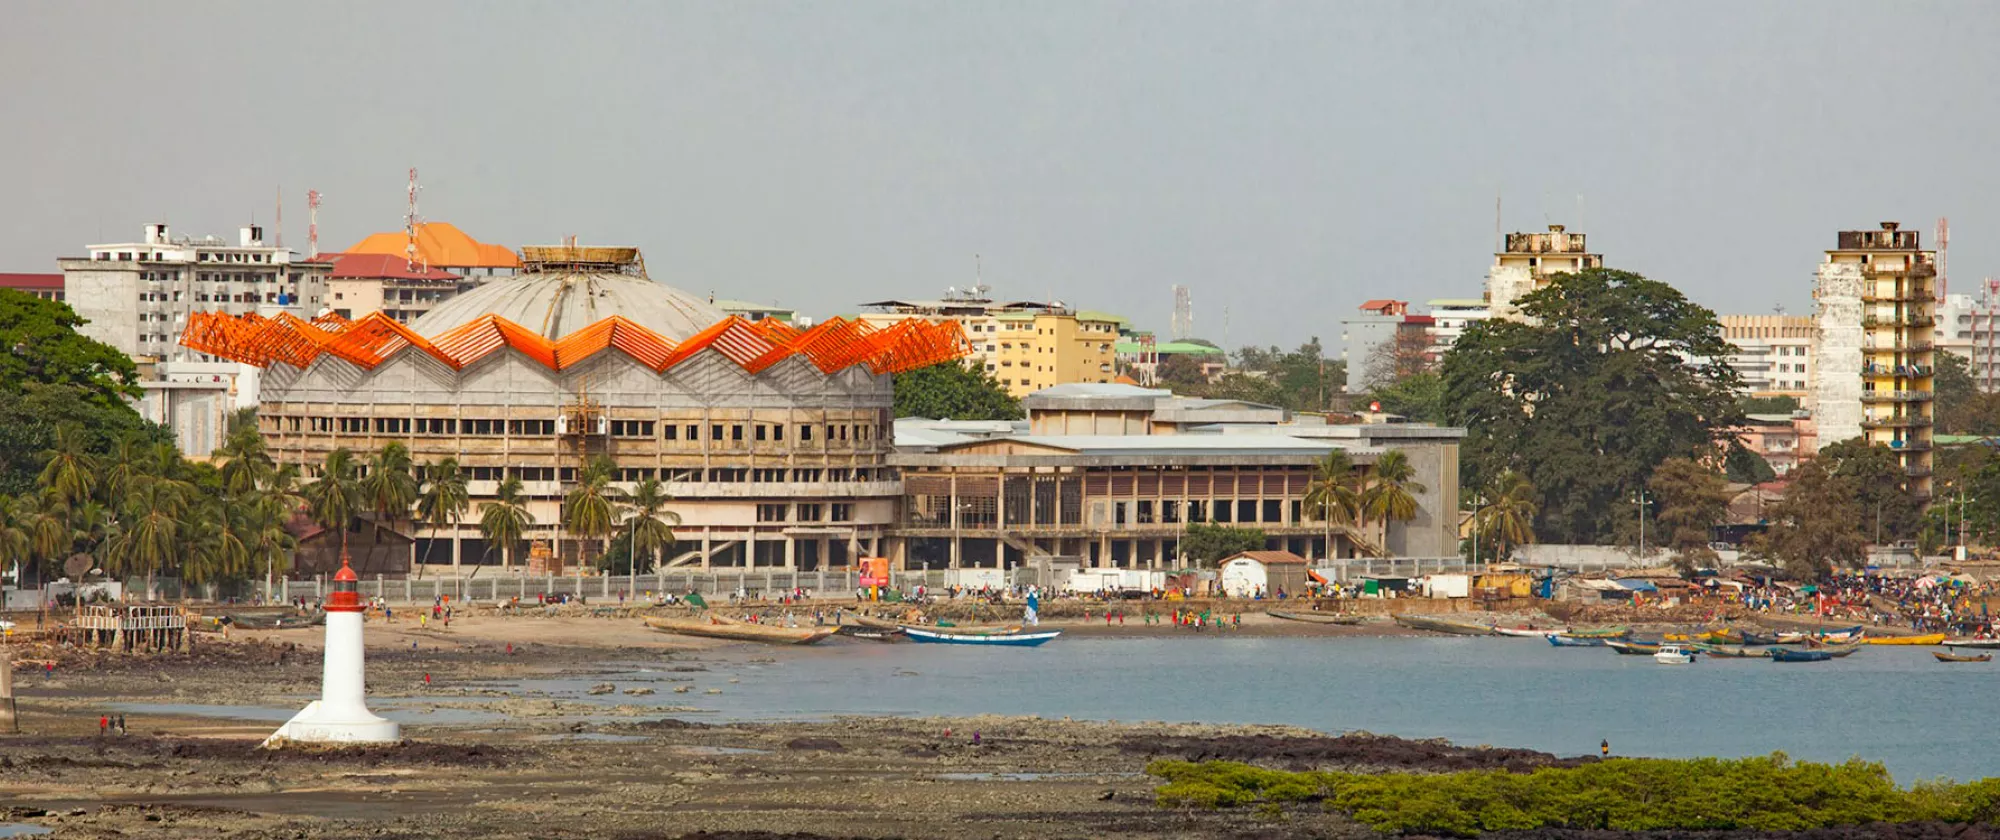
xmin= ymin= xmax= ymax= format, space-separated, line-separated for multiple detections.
xmin=0 ymin=273 xmax=63 ymax=290
xmin=313 ymin=253 xmax=461 ymax=281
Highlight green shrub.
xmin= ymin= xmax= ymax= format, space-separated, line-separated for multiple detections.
xmin=1147 ymin=753 xmax=2000 ymax=833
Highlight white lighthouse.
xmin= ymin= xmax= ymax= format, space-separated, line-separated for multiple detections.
xmin=265 ymin=554 xmax=400 ymax=745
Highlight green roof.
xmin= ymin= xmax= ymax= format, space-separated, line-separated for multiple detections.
xmin=1073 ymin=310 xmax=1129 ymax=325
xmin=1935 ymin=435 xmax=1993 ymax=446
xmin=1114 ymin=340 xmax=1225 ymax=356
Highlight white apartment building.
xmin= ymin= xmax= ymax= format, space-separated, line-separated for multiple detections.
xmin=1487 ymin=224 xmax=1603 ymax=322
xmin=1720 ymin=315 xmax=1813 ymax=398
xmin=58 ymin=223 xmax=330 ymax=362
xmin=1425 ymin=298 xmax=1489 ymax=354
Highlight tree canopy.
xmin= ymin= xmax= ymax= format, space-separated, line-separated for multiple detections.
xmin=1440 ymin=268 xmax=1745 ymax=544
xmin=0 ymin=291 xmax=163 ymax=496
xmin=1179 ymin=523 xmax=1266 ymax=566
xmin=892 ymin=362 xmax=1022 ymax=421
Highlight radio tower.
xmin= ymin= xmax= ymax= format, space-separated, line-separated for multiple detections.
xmin=1936 ymin=217 xmax=1952 ymax=302
xmin=306 ymin=190 xmax=323 ymax=258
xmin=1171 ymin=285 xmax=1193 ymax=340
xmin=404 ymin=167 xmax=425 ymax=272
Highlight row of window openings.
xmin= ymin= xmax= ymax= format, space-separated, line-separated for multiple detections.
xmin=443 ymin=466 xmax=879 ymax=484
xmin=756 ymin=503 xmax=854 ymax=522
xmin=103 ymin=252 xmax=275 ymax=263
xmin=925 ymin=498 xmax=1296 ymax=526
xmin=293 ymin=417 xmax=874 ymax=443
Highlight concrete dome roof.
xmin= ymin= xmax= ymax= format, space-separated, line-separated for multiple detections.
xmin=410 ymin=271 xmax=727 ymax=342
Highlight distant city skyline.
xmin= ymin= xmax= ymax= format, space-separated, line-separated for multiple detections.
xmin=6 ymin=1 xmax=2000 ymax=346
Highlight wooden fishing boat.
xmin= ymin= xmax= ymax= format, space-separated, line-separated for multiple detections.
xmin=1693 ymin=644 xmax=1766 ymax=658
xmin=1663 ymin=629 xmax=1741 ymax=644
xmin=898 ymin=622 xmax=1023 ymax=636
xmin=1548 ymin=634 xmax=1608 ymax=647
xmin=842 ymin=614 xmax=903 ymax=631
xmin=1492 ymin=626 xmax=1558 ymax=638
xmin=1935 ymin=651 xmax=1993 ymax=663
xmin=1866 ymin=633 xmax=1946 ymax=646
xmin=645 ymin=616 xmax=839 ymax=645
xmin=904 ymin=627 xmax=1061 ymax=647
xmin=1821 ymin=643 xmax=1863 ymax=658
xmin=1267 ymin=609 xmax=1364 ymax=626
xmin=1562 ymin=626 xmax=1631 ymax=639
xmin=1392 ymin=615 xmax=1496 ymax=636
xmin=1771 ymin=648 xmax=1834 ymax=663
xmin=1944 ymin=638 xmax=2000 ymax=649
xmin=1605 ymin=640 xmax=1662 ymax=656
xmin=1738 ymin=631 xmax=1788 ymax=646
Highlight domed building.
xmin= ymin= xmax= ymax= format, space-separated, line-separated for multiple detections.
xmin=182 ymin=246 xmax=966 ymax=575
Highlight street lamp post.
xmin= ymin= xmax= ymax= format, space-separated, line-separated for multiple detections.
xmin=1634 ymin=490 xmax=1649 ymax=564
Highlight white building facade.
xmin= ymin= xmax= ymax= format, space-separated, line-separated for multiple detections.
xmin=1720 ymin=315 xmax=1814 ymax=398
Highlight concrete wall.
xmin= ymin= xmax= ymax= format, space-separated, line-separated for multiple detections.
xmin=1341 ymin=315 xmax=1401 ymax=393
xmin=63 ymin=269 xmax=140 ymax=355
xmin=1487 ymin=264 xmax=1536 ymax=323
xmin=1512 ymin=544 xmax=1672 ymax=570
xmin=1810 ymin=262 xmax=1865 ymax=446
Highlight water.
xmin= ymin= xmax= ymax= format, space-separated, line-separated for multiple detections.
xmin=526 ymin=636 xmax=2000 ymax=782
xmin=0 ymin=824 xmax=53 ymax=838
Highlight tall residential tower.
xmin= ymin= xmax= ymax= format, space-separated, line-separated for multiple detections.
xmin=1808 ymin=222 xmax=1935 ymax=498
xmin=1487 ymin=224 xmax=1602 ymax=322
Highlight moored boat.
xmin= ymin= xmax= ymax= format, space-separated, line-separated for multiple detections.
xmin=1944 ymin=638 xmax=2000 ymax=649
xmin=1654 ymin=643 xmax=1696 ymax=665
xmin=1865 ymin=633 xmax=1946 ymax=646
xmin=1562 ymin=626 xmax=1631 ymax=639
xmin=1693 ymin=644 xmax=1766 ymax=658
xmin=1267 ymin=609 xmax=1364 ymax=626
xmin=903 ymin=627 xmax=1061 ymax=647
xmin=1605 ymin=640 xmax=1663 ymax=656
xmin=841 ymin=614 xmax=903 ymax=631
xmin=645 ymin=616 xmax=839 ymax=645
xmin=1392 ymin=615 xmax=1496 ymax=636
xmin=1771 ymin=648 xmax=1834 ymax=663
xmin=898 ymin=622 xmax=1023 ymax=636
xmin=1935 ymin=651 xmax=1993 ymax=663
xmin=1493 ymin=626 xmax=1558 ymax=638
xmin=1548 ymin=634 xmax=1608 ymax=647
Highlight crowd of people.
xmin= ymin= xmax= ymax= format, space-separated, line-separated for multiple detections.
xmin=1725 ymin=572 xmax=1997 ymax=638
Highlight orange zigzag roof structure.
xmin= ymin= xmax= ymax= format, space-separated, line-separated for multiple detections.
xmin=179 ymin=309 xmax=970 ymax=376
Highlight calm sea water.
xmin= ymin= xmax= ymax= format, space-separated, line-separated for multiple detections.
xmin=547 ymin=635 xmax=2000 ymax=783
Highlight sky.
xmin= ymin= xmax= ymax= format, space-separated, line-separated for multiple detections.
xmin=5 ymin=1 xmax=2000 ymax=348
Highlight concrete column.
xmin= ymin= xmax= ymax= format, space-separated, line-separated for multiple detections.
xmin=701 ymin=531 xmax=712 ymax=571
xmin=784 ymin=537 xmax=796 ymax=570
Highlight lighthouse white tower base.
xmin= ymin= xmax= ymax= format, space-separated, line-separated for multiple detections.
xmin=265 ymin=556 xmax=400 ymax=746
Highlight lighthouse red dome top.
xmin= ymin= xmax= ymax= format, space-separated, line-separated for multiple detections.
xmin=328 ymin=553 xmax=362 ymax=611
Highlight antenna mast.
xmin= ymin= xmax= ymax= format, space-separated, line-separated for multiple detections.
xmin=404 ymin=167 xmax=425 ymax=272
xmin=307 ymin=190 xmax=322 ymax=258
xmin=1936 ymin=217 xmax=1952 ymax=302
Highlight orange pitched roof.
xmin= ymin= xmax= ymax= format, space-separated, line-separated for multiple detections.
xmin=343 ymin=222 xmax=521 ymax=269
xmin=178 ymin=311 xmax=969 ymax=378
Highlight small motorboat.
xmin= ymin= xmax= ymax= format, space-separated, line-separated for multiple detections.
xmin=1866 ymin=633 xmax=1946 ymax=646
xmin=1548 ymin=634 xmax=1608 ymax=647
xmin=1935 ymin=651 xmax=1993 ymax=663
xmin=1492 ymin=625 xmax=1558 ymax=638
xmin=1944 ymin=638 xmax=2000 ymax=649
xmin=1654 ymin=643 xmax=1696 ymax=665
xmin=1771 ymin=647 xmax=1835 ymax=663
xmin=1266 ymin=609 xmax=1364 ymax=626
xmin=903 ymin=627 xmax=1061 ymax=647
xmin=1605 ymin=640 xmax=1662 ymax=656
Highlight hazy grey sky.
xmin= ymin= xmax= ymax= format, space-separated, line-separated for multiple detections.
xmin=7 ymin=1 xmax=1999 ymax=346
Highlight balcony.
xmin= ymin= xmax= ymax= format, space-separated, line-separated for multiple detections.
xmin=1860 ymin=390 xmax=1933 ymax=403
xmin=1887 ymin=439 xmax=1932 ymax=452
xmin=1863 ymin=364 xmax=1933 ymax=378
xmin=1864 ymin=340 xmax=1933 ymax=352
xmin=1862 ymin=285 xmax=1935 ymax=302
xmin=1861 ymin=315 xmax=1938 ymax=329
xmin=1860 ymin=416 xmax=1933 ymax=430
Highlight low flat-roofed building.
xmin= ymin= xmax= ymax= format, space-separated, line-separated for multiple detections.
xmin=890 ymin=383 xmax=1464 ymax=570
xmin=0 ymin=272 xmax=65 ymax=302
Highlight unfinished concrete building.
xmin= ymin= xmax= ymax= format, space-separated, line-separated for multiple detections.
xmin=180 ymin=246 xmax=969 ymax=575
xmin=1808 ymin=222 xmax=1936 ymax=498
xmin=1487 ymin=224 xmax=1603 ymax=322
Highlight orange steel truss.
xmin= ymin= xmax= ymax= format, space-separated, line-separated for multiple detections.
xmin=179 ymin=311 xmax=969 ymax=376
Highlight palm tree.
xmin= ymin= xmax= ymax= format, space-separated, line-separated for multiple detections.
xmin=358 ymin=442 xmax=419 ymax=574
xmin=101 ymin=434 xmax=148 ymax=506
xmin=1359 ymin=449 xmax=1428 ymax=545
xmin=25 ymin=490 xmax=76 ymax=582
xmin=479 ymin=476 xmax=535 ymax=572
xmin=37 ymin=423 xmax=98 ymax=506
xmin=303 ymin=448 xmax=362 ymax=560
xmin=182 ymin=500 xmax=247 ymax=598
xmin=414 ymin=457 xmax=470 ymax=576
xmin=244 ymin=501 xmax=299 ymax=600
xmin=216 ymin=425 xmax=273 ymax=498
xmin=0 ymin=495 xmax=31 ymax=585
xmin=563 ymin=456 xmax=625 ymax=571
xmin=115 ymin=475 xmax=189 ymax=598
xmin=622 ymin=477 xmax=681 ymax=575
xmin=1303 ymin=451 xmax=1362 ymax=560
xmin=1475 ymin=469 xmax=1538 ymax=562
